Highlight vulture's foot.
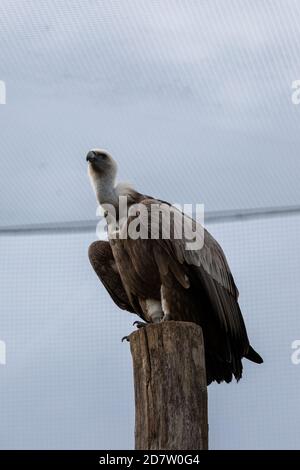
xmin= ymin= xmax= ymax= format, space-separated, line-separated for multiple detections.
xmin=161 ymin=313 xmax=172 ymax=322
xmin=121 ymin=321 xmax=149 ymax=342
xmin=133 ymin=320 xmax=148 ymax=329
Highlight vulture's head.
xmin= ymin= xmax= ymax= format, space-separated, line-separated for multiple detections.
xmin=86 ymin=149 xmax=117 ymax=181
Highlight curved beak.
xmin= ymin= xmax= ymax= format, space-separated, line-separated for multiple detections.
xmin=86 ymin=151 xmax=96 ymax=162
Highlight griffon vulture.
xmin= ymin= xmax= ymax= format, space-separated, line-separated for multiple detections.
xmin=87 ymin=149 xmax=263 ymax=384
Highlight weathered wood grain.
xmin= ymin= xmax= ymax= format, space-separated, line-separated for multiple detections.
xmin=129 ymin=321 xmax=208 ymax=450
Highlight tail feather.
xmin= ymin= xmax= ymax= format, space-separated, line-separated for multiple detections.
xmin=245 ymin=345 xmax=263 ymax=364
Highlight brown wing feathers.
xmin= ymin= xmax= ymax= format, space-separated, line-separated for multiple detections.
xmin=88 ymin=196 xmax=263 ymax=384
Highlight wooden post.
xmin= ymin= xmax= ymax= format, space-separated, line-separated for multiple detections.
xmin=129 ymin=321 xmax=208 ymax=450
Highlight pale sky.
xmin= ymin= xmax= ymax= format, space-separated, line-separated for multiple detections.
xmin=1 ymin=0 xmax=300 ymax=226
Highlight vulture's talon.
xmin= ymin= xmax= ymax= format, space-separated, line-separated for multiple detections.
xmin=133 ymin=321 xmax=148 ymax=329
xmin=121 ymin=335 xmax=129 ymax=342
xmin=161 ymin=313 xmax=171 ymax=322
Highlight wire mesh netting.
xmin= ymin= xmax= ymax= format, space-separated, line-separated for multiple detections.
xmin=1 ymin=0 xmax=300 ymax=451
xmin=1 ymin=212 xmax=299 ymax=449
